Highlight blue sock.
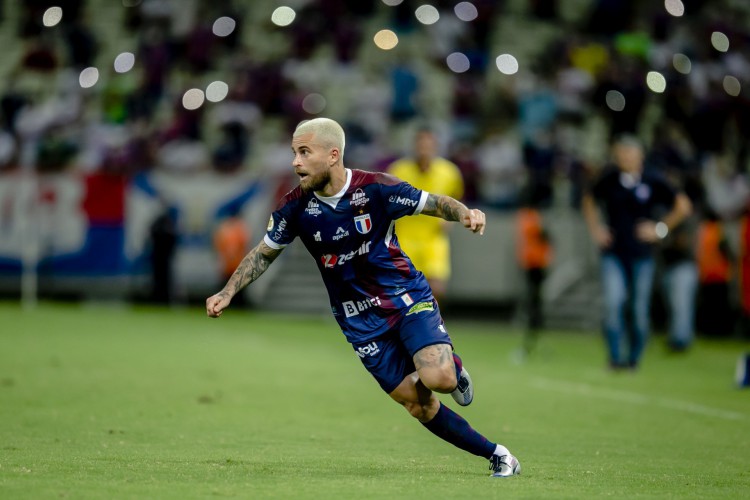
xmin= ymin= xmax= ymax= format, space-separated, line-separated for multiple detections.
xmin=421 ymin=403 xmax=497 ymax=459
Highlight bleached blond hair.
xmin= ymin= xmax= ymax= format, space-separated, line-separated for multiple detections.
xmin=293 ymin=118 xmax=346 ymax=159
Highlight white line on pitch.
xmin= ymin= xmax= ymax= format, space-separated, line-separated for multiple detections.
xmin=529 ymin=377 xmax=748 ymax=421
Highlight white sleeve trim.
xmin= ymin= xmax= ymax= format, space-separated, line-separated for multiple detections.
xmin=413 ymin=191 xmax=429 ymax=215
xmin=264 ymin=234 xmax=287 ymax=249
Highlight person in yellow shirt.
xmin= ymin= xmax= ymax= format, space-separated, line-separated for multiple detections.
xmin=388 ymin=128 xmax=464 ymax=303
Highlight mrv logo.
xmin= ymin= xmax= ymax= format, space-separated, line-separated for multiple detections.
xmin=320 ymin=241 xmax=372 ymax=268
xmin=342 ymin=296 xmax=382 ymax=318
xmin=356 ymin=342 xmax=380 ymax=358
xmin=389 ymin=195 xmax=418 ymax=207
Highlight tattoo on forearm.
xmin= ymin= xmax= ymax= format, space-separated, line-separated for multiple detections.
xmin=423 ymin=194 xmax=466 ymax=222
xmin=221 ymin=244 xmax=281 ymax=297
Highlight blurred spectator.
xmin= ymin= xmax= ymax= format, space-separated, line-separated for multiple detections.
xmin=582 ymin=135 xmax=691 ymax=370
xmin=476 ymin=123 xmax=525 ymax=209
xmin=695 ymin=209 xmax=734 ymax=337
xmin=213 ymin=209 xmax=250 ymax=307
xmin=388 ymin=126 xmax=464 ymax=303
xmin=515 ymin=185 xmax=553 ymax=356
xmin=149 ymin=204 xmax=178 ymax=304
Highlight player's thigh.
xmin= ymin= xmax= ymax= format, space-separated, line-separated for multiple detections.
xmin=398 ymin=303 xmax=455 ymax=390
xmin=352 ymin=335 xmax=415 ymax=394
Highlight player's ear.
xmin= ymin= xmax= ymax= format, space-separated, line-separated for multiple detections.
xmin=329 ymin=148 xmax=340 ymax=166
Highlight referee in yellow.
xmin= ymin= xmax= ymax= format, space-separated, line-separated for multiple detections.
xmin=388 ymin=127 xmax=465 ymax=304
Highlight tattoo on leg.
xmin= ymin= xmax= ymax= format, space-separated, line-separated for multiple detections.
xmin=414 ymin=344 xmax=452 ymax=370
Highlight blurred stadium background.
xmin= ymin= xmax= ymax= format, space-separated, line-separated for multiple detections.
xmin=0 ymin=0 xmax=749 ymax=330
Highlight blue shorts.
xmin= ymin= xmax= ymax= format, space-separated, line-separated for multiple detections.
xmin=351 ymin=301 xmax=453 ymax=394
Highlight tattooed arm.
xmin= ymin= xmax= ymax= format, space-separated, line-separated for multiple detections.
xmin=206 ymin=240 xmax=283 ymax=317
xmin=420 ymin=193 xmax=486 ymax=235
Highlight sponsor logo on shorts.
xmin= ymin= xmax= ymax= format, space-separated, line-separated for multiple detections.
xmin=342 ymin=296 xmax=382 ymax=317
xmin=406 ymin=302 xmax=434 ymax=316
xmin=356 ymin=342 xmax=380 ymax=358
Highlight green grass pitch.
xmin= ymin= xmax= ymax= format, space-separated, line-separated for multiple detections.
xmin=1 ymin=301 xmax=749 ymax=499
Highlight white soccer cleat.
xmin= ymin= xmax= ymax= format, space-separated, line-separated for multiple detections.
xmin=450 ymin=365 xmax=474 ymax=406
xmin=489 ymin=454 xmax=522 ymax=478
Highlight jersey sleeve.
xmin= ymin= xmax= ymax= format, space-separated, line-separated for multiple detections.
xmin=263 ymin=201 xmax=298 ymax=249
xmin=380 ymin=177 xmax=429 ymax=219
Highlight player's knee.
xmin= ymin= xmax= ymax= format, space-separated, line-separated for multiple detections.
xmin=402 ymin=398 xmax=439 ymax=422
xmin=420 ymin=367 xmax=457 ymax=393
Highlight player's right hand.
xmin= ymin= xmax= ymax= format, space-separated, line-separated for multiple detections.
xmin=206 ymin=292 xmax=231 ymax=318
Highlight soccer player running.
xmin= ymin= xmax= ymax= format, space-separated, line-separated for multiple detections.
xmin=206 ymin=118 xmax=521 ymax=478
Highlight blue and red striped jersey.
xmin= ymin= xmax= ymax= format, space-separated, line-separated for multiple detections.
xmin=264 ymin=168 xmax=434 ymax=343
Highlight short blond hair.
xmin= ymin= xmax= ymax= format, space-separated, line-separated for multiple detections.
xmin=294 ymin=118 xmax=345 ymax=159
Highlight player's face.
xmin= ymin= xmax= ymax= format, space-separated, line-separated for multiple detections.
xmin=415 ymin=131 xmax=437 ymax=161
xmin=292 ymin=133 xmax=333 ymax=193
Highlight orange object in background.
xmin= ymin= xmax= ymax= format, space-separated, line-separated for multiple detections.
xmin=696 ymin=219 xmax=731 ymax=284
xmin=516 ymin=208 xmax=552 ymax=270
xmin=214 ymin=217 xmax=250 ymax=278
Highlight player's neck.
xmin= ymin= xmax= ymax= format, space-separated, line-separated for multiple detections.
xmin=315 ymin=165 xmax=348 ymax=197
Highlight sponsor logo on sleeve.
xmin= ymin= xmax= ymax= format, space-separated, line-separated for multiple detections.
xmin=389 ymin=195 xmax=418 ymax=207
xmin=272 ymin=218 xmax=287 ymax=241
xmin=351 ymin=188 xmax=370 ymax=207
xmin=353 ymin=214 xmax=372 ymax=234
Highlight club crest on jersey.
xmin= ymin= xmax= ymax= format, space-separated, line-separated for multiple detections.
xmin=351 ymin=188 xmax=370 ymax=207
xmin=306 ymin=198 xmax=322 ymax=216
xmin=354 ymin=214 xmax=372 ymax=234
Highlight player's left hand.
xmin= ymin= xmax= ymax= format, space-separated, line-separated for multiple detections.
xmin=461 ymin=208 xmax=486 ymax=235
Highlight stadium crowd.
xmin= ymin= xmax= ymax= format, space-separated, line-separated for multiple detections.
xmin=1 ymin=0 xmax=750 ymax=337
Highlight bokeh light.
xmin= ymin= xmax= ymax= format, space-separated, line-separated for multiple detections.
xmin=212 ymin=17 xmax=236 ymax=37
xmin=723 ymin=76 xmax=741 ymax=97
xmin=605 ymin=90 xmax=626 ymax=112
xmin=182 ymin=89 xmax=205 ymax=110
xmin=495 ymin=54 xmax=519 ymax=75
xmin=646 ymin=71 xmax=667 ymax=93
xmin=206 ymin=81 xmax=229 ymax=102
xmin=415 ymin=5 xmax=440 ymax=25
xmin=374 ymin=29 xmax=399 ymax=50
xmin=381 ymin=0 xmax=404 ymax=5
xmin=672 ymin=53 xmax=692 ymax=74
xmin=114 ymin=52 xmax=135 ymax=73
xmin=454 ymin=2 xmax=478 ymax=22
xmin=664 ymin=0 xmax=684 ymax=17
xmin=446 ymin=52 xmax=470 ymax=73
xmin=711 ymin=32 xmax=729 ymax=52
xmin=79 ymin=67 xmax=99 ymax=88
xmin=302 ymin=93 xmax=327 ymax=114
xmin=271 ymin=6 xmax=296 ymax=27
xmin=43 ymin=6 xmax=63 ymax=27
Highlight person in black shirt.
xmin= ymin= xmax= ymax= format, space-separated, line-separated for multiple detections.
xmin=582 ymin=136 xmax=691 ymax=369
